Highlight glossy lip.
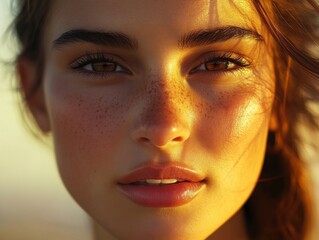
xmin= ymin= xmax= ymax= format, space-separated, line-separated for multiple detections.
xmin=117 ymin=163 xmax=206 ymax=208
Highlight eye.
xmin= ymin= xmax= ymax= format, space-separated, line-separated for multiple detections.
xmin=71 ymin=52 xmax=130 ymax=74
xmin=198 ymin=60 xmax=236 ymax=71
xmin=190 ymin=53 xmax=250 ymax=74
xmin=83 ymin=61 xmax=125 ymax=73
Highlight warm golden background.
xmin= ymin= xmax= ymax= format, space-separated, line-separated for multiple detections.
xmin=0 ymin=0 xmax=318 ymax=239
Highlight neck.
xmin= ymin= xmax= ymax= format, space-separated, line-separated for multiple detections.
xmin=93 ymin=208 xmax=249 ymax=240
xmin=93 ymin=223 xmax=117 ymax=240
xmin=207 ymin=208 xmax=249 ymax=240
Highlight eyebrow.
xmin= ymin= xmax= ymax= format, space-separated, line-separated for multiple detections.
xmin=52 ymin=29 xmax=138 ymax=49
xmin=52 ymin=26 xmax=263 ymax=50
xmin=178 ymin=26 xmax=264 ymax=48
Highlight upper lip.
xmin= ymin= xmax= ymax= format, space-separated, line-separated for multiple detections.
xmin=118 ymin=162 xmax=205 ymax=184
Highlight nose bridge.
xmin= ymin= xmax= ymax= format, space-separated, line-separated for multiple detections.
xmin=131 ymin=69 xmax=191 ymax=148
xmin=145 ymin=75 xmax=183 ymax=122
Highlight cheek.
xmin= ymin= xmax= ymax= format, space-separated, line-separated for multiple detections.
xmin=44 ymin=77 xmax=129 ymax=193
xmin=197 ymin=86 xmax=272 ymax=154
xmin=52 ymin=96 xmax=118 ymax=150
xmin=196 ymin=86 xmax=273 ymax=188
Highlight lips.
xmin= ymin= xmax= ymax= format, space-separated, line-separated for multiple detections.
xmin=117 ymin=163 xmax=205 ymax=208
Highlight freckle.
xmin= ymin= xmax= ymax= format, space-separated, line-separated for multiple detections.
xmin=77 ymin=98 xmax=83 ymax=107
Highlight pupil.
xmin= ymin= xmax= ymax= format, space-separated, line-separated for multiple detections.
xmin=92 ymin=62 xmax=116 ymax=72
xmin=206 ymin=61 xmax=228 ymax=71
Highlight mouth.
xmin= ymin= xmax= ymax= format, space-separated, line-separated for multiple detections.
xmin=133 ymin=178 xmax=182 ymax=185
xmin=117 ymin=163 xmax=206 ymax=208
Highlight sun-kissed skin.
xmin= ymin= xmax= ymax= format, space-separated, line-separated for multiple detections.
xmin=21 ymin=0 xmax=276 ymax=239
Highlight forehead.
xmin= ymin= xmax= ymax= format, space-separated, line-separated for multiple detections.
xmin=46 ymin=0 xmax=264 ymax=43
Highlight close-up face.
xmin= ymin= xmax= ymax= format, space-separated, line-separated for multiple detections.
xmin=31 ymin=0 xmax=276 ymax=239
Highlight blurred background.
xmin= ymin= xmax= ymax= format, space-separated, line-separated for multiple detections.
xmin=0 ymin=0 xmax=93 ymax=239
xmin=0 ymin=0 xmax=318 ymax=239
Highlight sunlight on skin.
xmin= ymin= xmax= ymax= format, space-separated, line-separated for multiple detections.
xmin=29 ymin=1 xmax=275 ymax=239
xmin=4 ymin=0 xmax=319 ymax=240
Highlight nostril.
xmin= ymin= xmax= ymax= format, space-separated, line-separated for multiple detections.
xmin=139 ymin=137 xmax=150 ymax=143
xmin=132 ymin=124 xmax=190 ymax=147
xmin=173 ymin=136 xmax=183 ymax=142
xmin=137 ymin=135 xmax=185 ymax=147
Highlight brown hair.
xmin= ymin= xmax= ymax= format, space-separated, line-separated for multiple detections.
xmin=11 ymin=0 xmax=319 ymax=239
xmin=11 ymin=0 xmax=50 ymax=99
xmin=247 ymin=0 xmax=319 ymax=239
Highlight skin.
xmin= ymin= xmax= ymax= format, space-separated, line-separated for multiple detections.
xmin=20 ymin=0 xmax=276 ymax=239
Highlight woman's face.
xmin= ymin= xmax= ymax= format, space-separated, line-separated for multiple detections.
xmin=34 ymin=0 xmax=275 ymax=239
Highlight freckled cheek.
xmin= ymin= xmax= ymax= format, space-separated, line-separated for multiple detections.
xmin=196 ymin=92 xmax=271 ymax=155
xmin=45 ymin=84 xmax=128 ymax=187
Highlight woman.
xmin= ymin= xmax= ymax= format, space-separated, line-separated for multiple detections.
xmin=11 ymin=0 xmax=319 ymax=239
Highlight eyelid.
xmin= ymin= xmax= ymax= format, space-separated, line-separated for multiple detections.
xmin=189 ymin=51 xmax=252 ymax=74
xmin=70 ymin=52 xmax=131 ymax=74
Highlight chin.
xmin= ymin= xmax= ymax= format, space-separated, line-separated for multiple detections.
xmin=94 ymin=211 xmax=216 ymax=240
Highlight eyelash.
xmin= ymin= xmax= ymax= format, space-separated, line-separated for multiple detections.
xmin=70 ymin=52 xmax=250 ymax=76
xmin=190 ymin=53 xmax=250 ymax=74
xmin=70 ymin=52 xmax=129 ymax=75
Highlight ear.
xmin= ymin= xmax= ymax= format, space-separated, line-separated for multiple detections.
xmin=17 ymin=58 xmax=51 ymax=133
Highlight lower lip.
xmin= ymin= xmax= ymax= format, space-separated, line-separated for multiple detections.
xmin=118 ymin=182 xmax=205 ymax=208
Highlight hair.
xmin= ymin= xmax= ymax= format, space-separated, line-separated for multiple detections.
xmin=247 ymin=1 xmax=319 ymax=239
xmin=10 ymin=0 xmax=319 ymax=239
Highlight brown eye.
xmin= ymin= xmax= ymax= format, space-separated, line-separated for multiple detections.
xmin=90 ymin=62 xmax=117 ymax=72
xmin=205 ymin=61 xmax=233 ymax=71
xmin=71 ymin=53 xmax=130 ymax=74
xmin=190 ymin=54 xmax=250 ymax=74
xmin=82 ymin=61 xmax=127 ymax=73
xmin=193 ymin=60 xmax=236 ymax=72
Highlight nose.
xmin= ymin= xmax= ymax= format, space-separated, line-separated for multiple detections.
xmin=131 ymin=80 xmax=191 ymax=148
xmin=132 ymin=124 xmax=190 ymax=148
xmin=131 ymin=114 xmax=191 ymax=147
